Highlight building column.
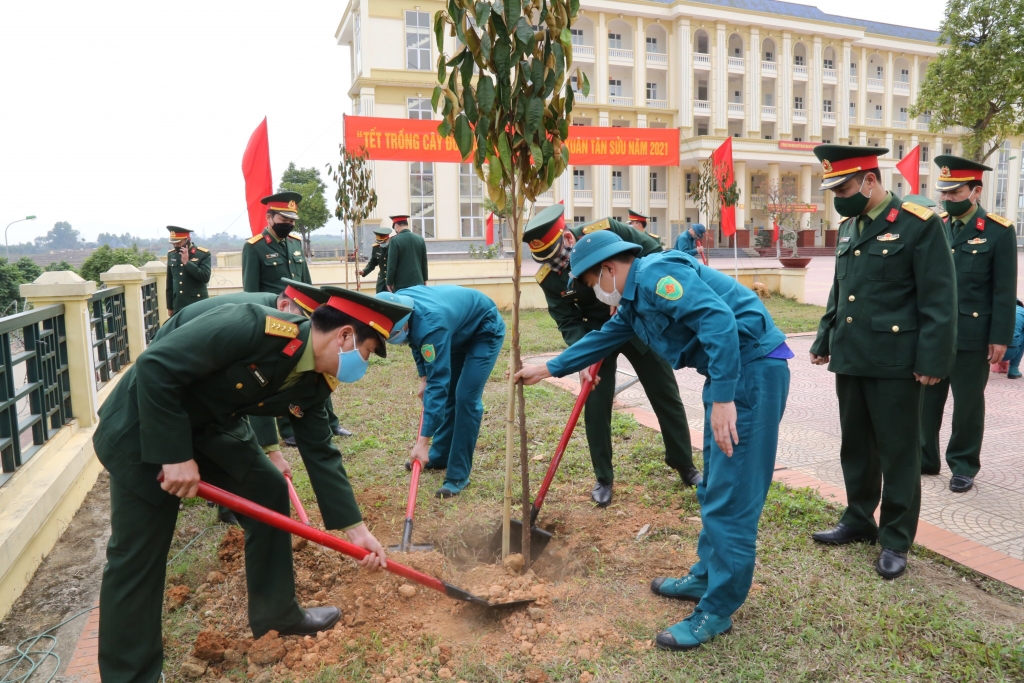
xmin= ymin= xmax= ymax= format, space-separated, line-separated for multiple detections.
xmin=884 ymin=51 xmax=894 ymax=128
xmin=857 ymin=47 xmax=867 ymax=126
xmin=677 ymin=19 xmax=692 ymax=132
xmin=595 ymin=111 xmax=611 ymax=217
xmin=735 ymin=160 xmax=748 ymax=230
xmin=768 ymin=162 xmax=781 ymax=189
xmin=911 ymin=54 xmax=921 ymax=128
xmin=634 ymin=114 xmax=649 ymax=215
xmin=597 ymin=13 xmax=608 ymax=105
xmin=780 ymin=32 xmax=792 ymax=137
xmin=635 ymin=17 xmax=647 ymax=107
xmin=799 ymin=164 xmax=812 ymax=232
xmin=715 ymin=22 xmax=728 ymax=133
xmin=840 ymin=40 xmax=852 ymax=141
xmin=559 ymin=165 xmax=574 ymax=221
xmin=20 ymin=272 xmax=99 ymax=428
xmin=810 ymin=36 xmax=823 ymax=139
xmin=748 ymin=27 xmax=761 ymax=135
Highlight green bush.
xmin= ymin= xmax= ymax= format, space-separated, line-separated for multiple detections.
xmin=80 ymin=245 xmax=155 ymax=284
xmin=44 ymin=260 xmax=77 ymax=273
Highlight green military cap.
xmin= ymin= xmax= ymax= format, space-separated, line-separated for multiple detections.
xmin=627 ymin=209 xmax=648 ymax=226
xmin=261 ymin=191 xmax=303 ymax=219
xmin=319 ymin=285 xmax=414 ymax=358
xmin=522 ymin=204 xmax=567 ymax=261
xmin=814 ymin=144 xmax=888 ymax=190
xmin=373 ymin=226 xmax=393 ymax=241
xmin=167 ymin=226 xmax=193 ymax=242
xmin=934 ymin=155 xmax=991 ymax=191
xmin=280 ymin=278 xmax=329 ymax=317
xmin=901 ymin=194 xmax=937 ymax=208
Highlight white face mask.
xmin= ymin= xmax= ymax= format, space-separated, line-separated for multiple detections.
xmin=593 ymin=268 xmax=622 ymax=307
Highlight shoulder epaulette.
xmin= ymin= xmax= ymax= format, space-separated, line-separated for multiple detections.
xmin=264 ymin=316 xmax=299 ymax=339
xmin=323 ymin=373 xmax=341 ymax=391
xmin=901 ymin=201 xmax=934 ymax=220
xmin=246 ymin=234 xmax=263 ymax=245
xmin=288 ymin=234 xmax=302 ymax=240
xmin=535 ymin=263 xmax=551 ymax=284
xmin=987 ymin=212 xmax=1013 ymax=228
xmin=648 ymin=233 xmax=660 ymax=239
xmin=582 ymin=218 xmax=610 ymax=234
xmin=938 ymin=211 xmax=949 ymax=219
xmin=194 ymin=246 xmax=209 ymax=253
xmin=167 ymin=248 xmax=175 ymax=253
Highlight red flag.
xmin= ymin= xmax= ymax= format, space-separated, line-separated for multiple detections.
xmin=485 ymin=212 xmax=495 ymax=246
xmin=242 ymin=117 xmax=273 ymax=236
xmin=772 ymin=220 xmax=780 ymax=243
xmin=895 ymin=145 xmax=920 ymax=198
xmin=712 ymin=137 xmax=736 ymax=237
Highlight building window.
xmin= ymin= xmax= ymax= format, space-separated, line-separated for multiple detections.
xmin=406 ymin=11 xmax=432 ymax=70
xmin=875 ymin=65 xmax=884 ymax=79
xmin=646 ymin=36 xmax=659 ymax=53
xmin=794 ymin=136 xmax=803 ymax=142
xmin=764 ymin=50 xmax=774 ymax=62
xmin=409 ymin=162 xmax=435 ymax=238
xmin=608 ymin=33 xmax=622 ymax=49
xmin=697 ymin=81 xmax=709 ymax=100
xmin=571 ymin=28 xmax=583 ymax=45
xmin=609 ymin=79 xmax=622 ymax=97
xmin=697 ymin=122 xmax=709 ymax=136
xmin=822 ymin=138 xmax=832 ymax=144
xmin=897 ymin=106 xmax=908 ymax=122
xmin=407 ymin=97 xmax=432 ymax=120
xmin=995 ymin=141 xmax=1010 ymax=216
xmin=944 ymin=146 xmax=953 ymax=155
xmin=685 ymin=173 xmax=694 ymax=193
xmin=874 ymin=104 xmax=883 ymax=120
xmin=823 ymin=99 xmax=833 ymax=113
xmin=763 ymin=93 xmax=774 ymax=106
xmin=921 ymin=145 xmax=929 ymax=162
xmin=650 ymin=172 xmax=659 ymax=192
xmin=646 ymin=82 xmax=658 ymax=100
xmin=823 ymin=58 xmax=834 ymax=69
xmin=611 ymin=170 xmax=624 ymax=191
xmin=573 ymin=215 xmax=586 ymax=224
xmin=899 ymin=68 xmax=910 ymax=83
xmin=459 ymin=164 xmax=485 ymax=238
xmin=613 ymin=215 xmax=624 ymax=223
xmin=794 ymin=96 xmax=804 ymax=111
xmin=849 ymin=102 xmax=856 ymax=117
xmin=897 ymin=144 xmax=904 ymax=159
xmin=850 ymin=62 xmax=857 ymax=76
xmin=733 ymin=90 xmax=742 ymax=103
xmin=573 ymin=168 xmax=586 ymax=190
xmin=763 ymin=133 xmax=773 ymax=140
xmin=794 ymin=54 xmax=805 ymax=66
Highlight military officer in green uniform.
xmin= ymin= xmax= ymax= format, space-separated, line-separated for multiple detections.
xmin=523 ymin=205 xmax=699 ymax=506
xmin=241 ymin=191 xmax=312 ymax=294
xmin=628 ymin=209 xmax=660 ymax=242
xmin=808 ymin=146 xmax=956 ymax=580
xmin=386 ymin=214 xmax=429 ymax=292
xmin=165 ymin=226 xmax=211 ymax=316
xmin=95 ymin=289 xmax=412 ymax=683
xmin=361 ymin=226 xmax=393 ymax=293
xmin=920 ymin=156 xmax=1019 ymax=493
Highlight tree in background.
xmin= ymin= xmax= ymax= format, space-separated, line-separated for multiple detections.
xmin=432 ymin=0 xmax=583 ymax=566
xmin=751 ymin=178 xmax=802 ymax=257
xmin=328 ymin=147 xmax=377 ymax=290
xmin=687 ymin=156 xmax=739 ymax=250
xmin=79 ymin=245 xmax=155 ymax=285
xmin=279 ymin=163 xmax=331 ymax=256
xmin=33 ymin=222 xmax=82 ymax=251
xmin=44 ymin=261 xmax=76 ymax=272
xmin=910 ymin=0 xmax=1024 ymax=162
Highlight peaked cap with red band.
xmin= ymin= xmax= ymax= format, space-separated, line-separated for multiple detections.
xmin=279 ymin=278 xmax=329 ymax=317
xmin=261 ymin=191 xmax=302 ymax=220
xmin=167 ymin=226 xmax=193 ymax=242
xmin=389 ymin=214 xmax=410 ymax=226
xmin=814 ymin=144 xmax=888 ymax=191
xmin=522 ymin=204 xmax=568 ymax=261
xmin=319 ymin=285 xmax=413 ymax=358
xmin=627 ymin=209 xmax=648 ymax=226
xmin=933 ymin=154 xmax=991 ymax=191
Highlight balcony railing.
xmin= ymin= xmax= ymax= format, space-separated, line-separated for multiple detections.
xmin=867 ymin=78 xmax=884 ymax=90
xmin=650 ymin=191 xmax=668 ymax=204
xmin=694 ymin=100 xmax=710 ymax=115
xmin=894 ymin=120 xmax=908 ymax=129
xmin=762 ymin=105 xmax=777 ymax=119
xmin=866 ymin=117 xmax=883 ymax=127
xmin=574 ymin=91 xmax=595 ymax=104
xmin=727 ymin=57 xmax=744 ymax=71
xmin=894 ymin=80 xmax=910 ymax=95
xmin=573 ymin=44 xmax=595 ymax=59
xmin=793 ymin=64 xmax=808 ymax=79
xmin=647 ymin=99 xmax=668 ymax=109
xmin=728 ymin=102 xmax=744 ymax=117
xmin=849 ymin=76 xmax=858 ymax=88
xmin=609 ymin=48 xmax=633 ymax=62
xmin=574 ymin=189 xmax=594 ymax=202
xmin=0 ymin=305 xmax=72 ymax=487
xmin=823 ymin=111 xmax=836 ymax=124
xmin=823 ymin=68 xmax=837 ymax=81
xmin=793 ymin=108 xmax=807 ymax=121
xmin=611 ymin=190 xmax=632 ymax=205
xmin=762 ymin=61 xmax=777 ymax=76
xmin=693 ymin=53 xmax=711 ymax=69
xmin=646 ymin=51 xmax=667 ymax=67
xmin=90 ymin=287 xmax=130 ymax=391
xmin=609 ymin=95 xmax=634 ymax=106
xmin=141 ymin=279 xmax=160 ymax=344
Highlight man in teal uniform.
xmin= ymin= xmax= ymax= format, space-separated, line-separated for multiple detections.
xmin=516 ymin=231 xmax=791 ymax=651
xmin=378 ymin=286 xmax=506 ymax=498
xmin=165 ymin=226 xmax=211 ymax=316
xmin=920 ymin=156 xmax=1019 ymax=493
xmin=1004 ymin=300 xmax=1024 ymax=379
xmin=675 ymin=223 xmax=706 ymax=258
xmin=361 ymin=226 xmax=393 ymax=293
xmin=385 ymin=214 xmax=429 ymax=292
xmin=95 ymin=289 xmax=412 ymax=683
xmin=808 ymin=146 xmax=956 ymax=580
xmin=523 ymin=205 xmax=699 ymax=507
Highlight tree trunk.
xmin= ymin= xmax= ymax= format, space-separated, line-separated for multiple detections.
xmin=354 ymin=219 xmax=362 ymax=291
xmin=502 ymin=188 xmax=521 ymax=560
xmin=344 ymin=221 xmax=350 ymax=289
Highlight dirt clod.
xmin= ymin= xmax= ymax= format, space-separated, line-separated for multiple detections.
xmin=503 ymin=553 xmax=525 ymax=573
xmin=248 ymin=630 xmax=287 ymax=665
xmin=166 ymin=585 xmax=190 ymax=610
xmin=437 ymin=667 xmax=453 ymax=679
xmin=292 ymin=537 xmax=308 ymax=552
xmin=179 ymin=656 xmax=207 ymax=678
xmin=579 ymin=673 xmax=593 ymax=683
xmin=398 ymin=585 xmax=417 ymax=598
xmin=218 ymin=527 xmax=245 ymax=567
xmin=206 ymin=571 xmax=225 ymax=584
xmin=192 ymin=630 xmax=230 ymax=662
xmin=525 ymin=666 xmax=548 ymax=683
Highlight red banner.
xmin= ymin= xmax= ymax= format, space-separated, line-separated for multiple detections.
xmin=712 ymin=137 xmax=736 ymax=237
xmin=242 ymin=117 xmax=273 ymax=236
xmin=343 ymin=116 xmax=678 ymax=166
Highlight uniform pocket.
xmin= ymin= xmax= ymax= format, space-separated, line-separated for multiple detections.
xmin=870 ymin=314 xmax=917 ymax=366
xmin=957 ymin=303 xmax=992 ymax=341
xmin=867 ymin=242 xmax=906 ymax=282
xmin=224 ymin=365 xmax=264 ymax=400
xmin=957 ymin=243 xmax=991 ymax=273
xmin=835 ymin=244 xmax=851 ymax=279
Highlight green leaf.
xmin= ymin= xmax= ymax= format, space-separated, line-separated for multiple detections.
xmin=454 ymin=9 xmax=467 ymax=44
xmin=434 ymin=11 xmax=446 ymax=51
xmin=560 ymin=27 xmax=572 ymax=55
xmin=431 ymin=85 xmax=443 ymax=112
xmin=581 ymin=71 xmax=590 ymax=97
xmin=570 ymin=0 xmax=580 ymax=15
xmin=526 ymin=96 xmax=544 ymax=137
xmin=487 ymin=154 xmax=501 ymax=189
xmin=559 ymin=118 xmax=569 ymax=140
xmin=437 ymin=119 xmax=452 ymax=138
xmin=460 ymin=49 xmax=474 ymax=85
xmin=492 ymin=0 xmax=505 ymax=21
xmin=515 ymin=17 xmax=533 ymax=46
xmin=505 ymin=0 xmax=521 ymax=26
xmin=464 ymin=84 xmax=478 ymax=123
xmin=447 ymin=0 xmax=459 ymax=19
xmin=437 ymin=53 xmax=447 ymax=83
xmin=475 ymin=1 xmax=491 ymax=28
xmin=494 ymin=38 xmax=511 ymax=79
xmin=564 ymin=82 xmax=574 ymax=114
xmin=530 ymin=58 xmax=543 ymax=86
xmin=530 ymin=143 xmax=543 ymax=170
xmin=477 ymin=76 xmax=496 ymax=115
xmin=454 ymin=114 xmax=474 ymax=159
xmin=497 ymin=133 xmax=512 ymax=175
xmin=480 ymin=31 xmax=492 ymax=63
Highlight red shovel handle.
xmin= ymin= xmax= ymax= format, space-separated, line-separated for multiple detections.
xmin=406 ymin=459 xmax=422 ymax=519
xmin=284 ymin=473 xmax=310 ymax=526
xmin=532 ymin=359 xmax=603 ymax=513
xmin=197 ymin=481 xmax=446 ymax=594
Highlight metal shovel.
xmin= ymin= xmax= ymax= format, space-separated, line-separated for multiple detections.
xmin=284 ymin=473 xmax=310 ymax=526
xmin=388 ymin=457 xmax=435 ymax=553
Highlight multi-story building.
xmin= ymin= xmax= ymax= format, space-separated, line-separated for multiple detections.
xmin=336 ymin=0 xmax=1024 ymax=250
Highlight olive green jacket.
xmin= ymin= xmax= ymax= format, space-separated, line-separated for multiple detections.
xmin=810 ymin=196 xmax=957 ymax=379
xmin=361 ymin=243 xmax=389 ymax=293
xmin=93 ymin=304 xmax=361 ymax=530
xmin=241 ymin=228 xmax=312 ymax=294
xmin=153 ymin=293 xmax=278 ymax=342
xmin=537 ymin=217 xmax=663 ymax=348
xmin=386 ymin=229 xmax=428 ymax=292
xmin=940 ymin=205 xmax=1018 ymax=351
xmin=166 ymin=243 xmax=211 ymax=313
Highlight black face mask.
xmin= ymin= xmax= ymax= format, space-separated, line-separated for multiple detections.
xmin=270 ymin=222 xmax=293 ymax=239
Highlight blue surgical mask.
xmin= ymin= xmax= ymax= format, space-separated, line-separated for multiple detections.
xmin=386 ymin=314 xmax=412 ymax=345
xmin=336 ymin=341 xmax=369 ymax=383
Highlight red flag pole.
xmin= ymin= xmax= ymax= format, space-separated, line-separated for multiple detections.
xmin=242 ymin=118 xmax=273 ymax=236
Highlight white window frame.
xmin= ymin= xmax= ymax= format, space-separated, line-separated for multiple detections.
xmin=573 ymin=168 xmax=586 ymax=190
xmin=609 ymin=79 xmax=622 ymax=97
xmin=405 ymin=11 xmax=432 ymax=71
xmin=646 ymin=82 xmax=658 ymax=100
xmin=409 ymin=162 xmax=435 ymax=238
xmin=608 ymin=32 xmax=622 ymax=49
xmin=649 ymin=171 xmax=659 ymax=192
xmin=458 ymin=163 xmax=486 ymax=238
xmin=611 ymin=170 xmax=624 ymax=191
xmin=407 ymin=97 xmax=432 ymax=120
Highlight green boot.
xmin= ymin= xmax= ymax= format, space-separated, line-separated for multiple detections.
xmin=649 ymin=574 xmax=707 ymax=602
xmin=655 ymin=610 xmax=732 ymax=651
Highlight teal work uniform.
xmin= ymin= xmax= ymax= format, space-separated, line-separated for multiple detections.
xmin=94 ymin=304 xmax=362 ymax=683
xmin=400 ymin=285 xmax=505 ymax=489
xmin=674 ymin=231 xmax=700 ymax=257
xmin=386 ymin=229 xmax=429 ymax=292
xmin=535 ymin=218 xmax=694 ymax=484
xmin=1004 ymin=302 xmax=1024 ymax=377
xmin=546 ymin=249 xmax=791 ymax=618
xmin=921 ymin=204 xmax=1018 ymax=476
xmin=165 ymin=242 xmax=211 ymax=314
xmin=241 ymin=228 xmax=312 ymax=295
xmin=361 ymin=243 xmax=389 ymax=293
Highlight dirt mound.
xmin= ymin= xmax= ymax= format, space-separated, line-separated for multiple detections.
xmin=217 ymin=527 xmax=245 ymax=569
xmin=192 ymin=630 xmax=231 ymax=662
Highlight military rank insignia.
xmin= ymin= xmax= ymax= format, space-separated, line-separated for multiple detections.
xmin=877 ymin=234 xmax=899 ymax=241
xmin=967 ymin=238 xmax=986 ymax=245
xmin=655 ymin=276 xmax=683 ymax=300
xmin=886 ymin=208 xmax=899 ymax=222
xmin=289 ymin=405 xmax=304 ymax=418
xmin=421 ymin=344 xmax=436 ymax=363
xmin=976 ymin=217 xmax=985 ymax=231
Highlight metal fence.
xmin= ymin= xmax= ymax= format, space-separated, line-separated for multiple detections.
xmin=90 ymin=287 xmax=130 ymax=391
xmin=141 ymin=278 xmax=160 ymax=344
xmin=0 ymin=305 xmax=72 ymax=486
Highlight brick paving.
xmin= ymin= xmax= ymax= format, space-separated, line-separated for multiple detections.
xmin=63 ymin=603 xmax=99 ymax=683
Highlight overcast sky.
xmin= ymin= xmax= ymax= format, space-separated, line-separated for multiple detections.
xmin=1 ymin=0 xmax=946 ymax=245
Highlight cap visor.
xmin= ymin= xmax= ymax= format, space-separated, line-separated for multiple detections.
xmin=276 ymin=211 xmax=299 ymax=220
xmin=820 ymin=173 xmax=856 ymax=191
xmin=373 ymin=332 xmax=387 ymax=358
xmin=935 ymin=180 xmax=966 ymax=191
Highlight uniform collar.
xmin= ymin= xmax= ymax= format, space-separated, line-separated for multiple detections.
xmin=621 ymin=259 xmax=641 ymax=302
xmin=953 ymin=202 xmax=980 ymax=224
xmin=265 ymin=227 xmax=284 ymax=243
xmin=865 ymin=191 xmax=894 ymax=222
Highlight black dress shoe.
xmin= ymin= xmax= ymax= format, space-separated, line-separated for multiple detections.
xmin=281 ymin=436 xmax=297 ymax=447
xmin=332 ymin=426 xmax=353 ymax=437
xmin=949 ymin=475 xmax=974 ymax=493
xmin=277 ymin=606 xmax=342 ymax=636
xmin=875 ymin=549 xmax=907 ymax=580
xmin=677 ymin=466 xmax=703 ymax=487
xmin=812 ymin=523 xmax=877 ymax=545
xmin=591 ymin=482 xmax=613 ymax=507
xmin=218 ymin=506 xmax=240 ymax=526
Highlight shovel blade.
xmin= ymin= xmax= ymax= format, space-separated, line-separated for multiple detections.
xmin=443 ymin=583 xmax=535 ymax=610
xmin=488 ymin=519 xmax=554 ymax=558
xmin=387 ymin=543 xmax=435 ymax=553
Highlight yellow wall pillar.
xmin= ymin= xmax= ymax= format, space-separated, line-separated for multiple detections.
xmin=101 ymin=265 xmax=148 ymax=360
xmin=141 ymin=260 xmax=169 ymax=324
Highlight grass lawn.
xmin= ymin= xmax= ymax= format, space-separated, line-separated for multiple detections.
xmin=159 ymin=307 xmax=1024 ymax=683
xmin=762 ymin=295 xmax=826 ymax=334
